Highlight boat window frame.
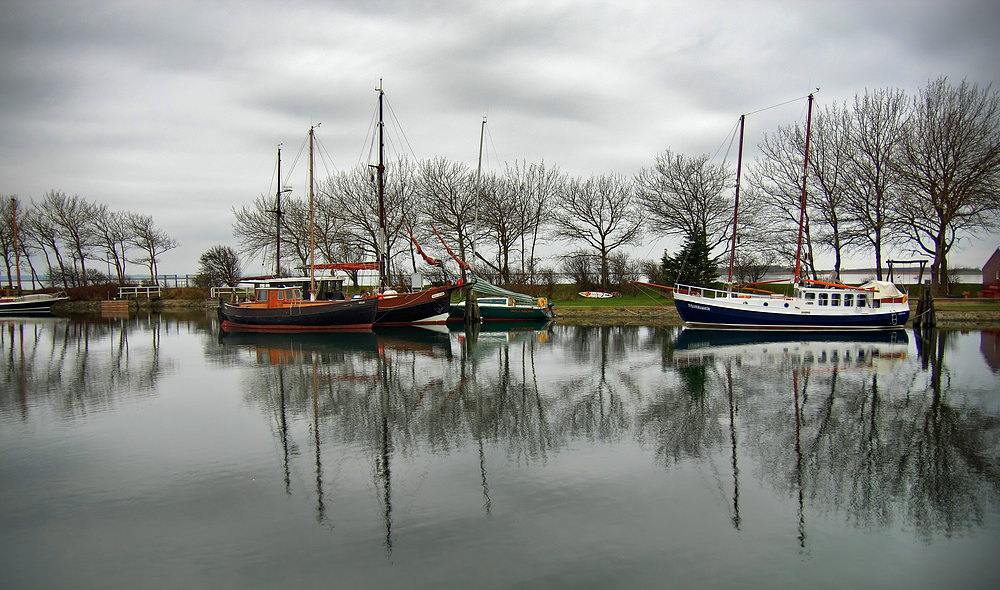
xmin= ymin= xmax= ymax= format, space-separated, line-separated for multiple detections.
xmin=844 ymin=293 xmax=854 ymax=307
xmin=256 ymin=289 xmax=267 ymax=302
xmin=856 ymin=294 xmax=867 ymax=307
xmin=831 ymin=293 xmax=841 ymax=307
xmin=818 ymin=292 xmax=829 ymax=306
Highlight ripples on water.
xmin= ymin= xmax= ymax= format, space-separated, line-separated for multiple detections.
xmin=2 ymin=314 xmax=999 ymax=589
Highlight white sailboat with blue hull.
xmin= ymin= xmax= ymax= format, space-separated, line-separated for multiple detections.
xmin=672 ymin=280 xmax=909 ymax=329
xmin=647 ymin=94 xmax=911 ymax=330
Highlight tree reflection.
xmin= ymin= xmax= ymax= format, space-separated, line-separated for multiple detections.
xmin=1 ymin=315 xmax=177 ymax=418
xmin=218 ymin=323 xmax=1000 ymax=546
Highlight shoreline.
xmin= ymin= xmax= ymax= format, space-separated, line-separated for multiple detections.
xmin=552 ymin=304 xmax=1000 ymax=330
xmin=51 ymin=299 xmax=1000 ymax=330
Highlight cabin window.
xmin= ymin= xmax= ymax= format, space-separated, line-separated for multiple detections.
xmin=805 ymin=292 xmax=816 ymax=304
xmin=818 ymin=293 xmax=829 ymax=306
xmin=294 ymin=289 xmax=303 ymax=300
xmin=256 ymin=289 xmax=267 ymax=302
xmin=276 ymin=290 xmax=284 ymax=301
xmin=857 ymin=294 xmax=867 ymax=307
xmin=844 ymin=293 xmax=854 ymax=307
xmin=831 ymin=293 xmax=841 ymax=307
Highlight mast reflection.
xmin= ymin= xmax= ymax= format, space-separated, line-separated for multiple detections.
xmin=223 ymin=322 xmax=1000 ymax=548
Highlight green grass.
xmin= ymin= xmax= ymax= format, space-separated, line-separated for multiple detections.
xmin=554 ymin=294 xmax=672 ymax=308
xmin=932 ymin=302 xmax=1000 ymax=311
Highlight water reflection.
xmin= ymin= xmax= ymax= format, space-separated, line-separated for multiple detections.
xmin=3 ymin=316 xmax=999 ymax=553
xmin=0 ymin=314 xmax=198 ymax=420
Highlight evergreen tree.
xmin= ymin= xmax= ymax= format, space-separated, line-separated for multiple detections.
xmin=661 ymin=230 xmax=719 ymax=286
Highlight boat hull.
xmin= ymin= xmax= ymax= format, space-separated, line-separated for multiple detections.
xmin=374 ymin=284 xmax=462 ymax=326
xmin=218 ymin=298 xmax=377 ymax=331
xmin=674 ymin=292 xmax=910 ymax=329
xmin=448 ymin=302 xmax=554 ymax=322
xmin=0 ymin=294 xmax=69 ymax=316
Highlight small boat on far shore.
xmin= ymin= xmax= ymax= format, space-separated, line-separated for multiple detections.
xmin=0 ymin=291 xmax=69 ymax=316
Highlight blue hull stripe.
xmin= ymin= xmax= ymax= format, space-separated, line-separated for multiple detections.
xmin=675 ymin=299 xmax=909 ymax=329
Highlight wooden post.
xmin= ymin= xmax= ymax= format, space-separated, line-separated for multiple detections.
xmin=914 ymin=281 xmax=935 ymax=328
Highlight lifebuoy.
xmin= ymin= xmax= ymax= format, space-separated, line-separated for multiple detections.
xmin=538 ymin=297 xmax=547 ymax=308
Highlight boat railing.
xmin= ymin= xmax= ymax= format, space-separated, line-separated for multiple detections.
xmin=674 ymin=283 xmax=773 ymax=300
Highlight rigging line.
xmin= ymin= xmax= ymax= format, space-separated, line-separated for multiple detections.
xmin=358 ymin=102 xmax=380 ymax=167
xmin=313 ymin=134 xmax=339 ymax=180
xmin=285 ymin=134 xmax=309 ymax=190
xmin=744 ymin=91 xmax=817 ymax=117
xmin=484 ymin=120 xmax=502 ymax=172
xmin=268 ymin=152 xmax=279 ymax=200
xmin=711 ymin=118 xmax=743 ymax=164
xmin=382 ymin=95 xmax=418 ymax=162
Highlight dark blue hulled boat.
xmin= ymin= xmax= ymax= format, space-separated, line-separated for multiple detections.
xmin=643 ymin=94 xmax=911 ymax=331
xmin=671 ymin=280 xmax=910 ymax=330
xmin=218 ymin=284 xmax=377 ymax=332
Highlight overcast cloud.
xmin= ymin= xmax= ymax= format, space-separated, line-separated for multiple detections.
xmin=2 ymin=0 xmax=998 ymax=275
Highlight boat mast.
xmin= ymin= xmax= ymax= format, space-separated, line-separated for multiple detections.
xmin=10 ymin=197 xmax=22 ymax=291
xmin=275 ymin=145 xmax=283 ymax=277
xmin=726 ymin=114 xmax=746 ymax=284
xmin=309 ymin=124 xmax=319 ymax=296
xmin=793 ymin=93 xmax=815 ymax=285
xmin=376 ymin=81 xmax=387 ymax=293
xmin=471 ymin=116 xmax=486 ymax=280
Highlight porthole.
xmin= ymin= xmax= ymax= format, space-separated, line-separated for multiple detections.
xmin=784 ymin=303 xmax=789 ymax=308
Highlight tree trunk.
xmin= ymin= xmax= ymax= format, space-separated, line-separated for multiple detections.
xmin=934 ymin=231 xmax=949 ymax=296
xmin=874 ymin=228 xmax=883 ymax=280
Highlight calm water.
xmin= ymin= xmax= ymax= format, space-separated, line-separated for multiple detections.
xmin=2 ymin=313 xmax=999 ymax=589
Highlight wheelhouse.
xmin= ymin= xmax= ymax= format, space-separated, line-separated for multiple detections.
xmin=255 ymin=287 xmax=304 ymax=308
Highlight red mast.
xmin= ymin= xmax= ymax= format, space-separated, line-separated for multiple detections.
xmin=793 ymin=94 xmax=815 ymax=285
xmin=11 ymin=197 xmax=22 ymax=290
xmin=727 ymin=114 xmax=746 ymax=284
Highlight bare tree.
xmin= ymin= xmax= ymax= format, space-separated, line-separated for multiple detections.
xmin=750 ymin=123 xmax=821 ymax=280
xmin=233 ymin=193 xmax=284 ymax=272
xmin=416 ymin=157 xmax=475 ymax=279
xmin=607 ymin=252 xmax=642 ymax=293
xmin=560 ymin=249 xmax=599 ymax=290
xmin=731 ymin=250 xmax=775 ymax=285
xmin=552 ymin=173 xmax=644 ymax=290
xmin=129 ymin=213 xmax=178 ymax=285
xmin=476 ymin=171 xmax=521 ymax=283
xmin=635 ymin=150 xmax=734 ymax=252
xmin=39 ymin=190 xmax=99 ymax=286
xmin=504 ymin=160 xmax=563 ymax=282
xmin=23 ymin=198 xmax=67 ymax=288
xmin=0 ymin=197 xmax=16 ymax=288
xmin=324 ymin=157 xmax=421 ymax=286
xmin=807 ymin=101 xmax=855 ymax=281
xmin=197 ymin=245 xmax=243 ymax=287
xmin=842 ymin=87 xmax=909 ymax=280
xmin=894 ymin=77 xmax=1000 ymax=294
xmin=92 ymin=205 xmax=137 ymax=283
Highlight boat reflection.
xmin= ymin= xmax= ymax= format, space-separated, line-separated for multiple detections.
xmin=673 ymin=328 xmax=908 ymax=369
xmin=449 ymin=320 xmax=554 ymax=352
xmin=225 ymin=322 xmax=998 ymax=550
xmin=218 ymin=329 xmax=380 ymax=364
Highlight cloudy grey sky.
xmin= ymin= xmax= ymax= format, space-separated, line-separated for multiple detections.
xmin=2 ymin=0 xmax=998 ymax=276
